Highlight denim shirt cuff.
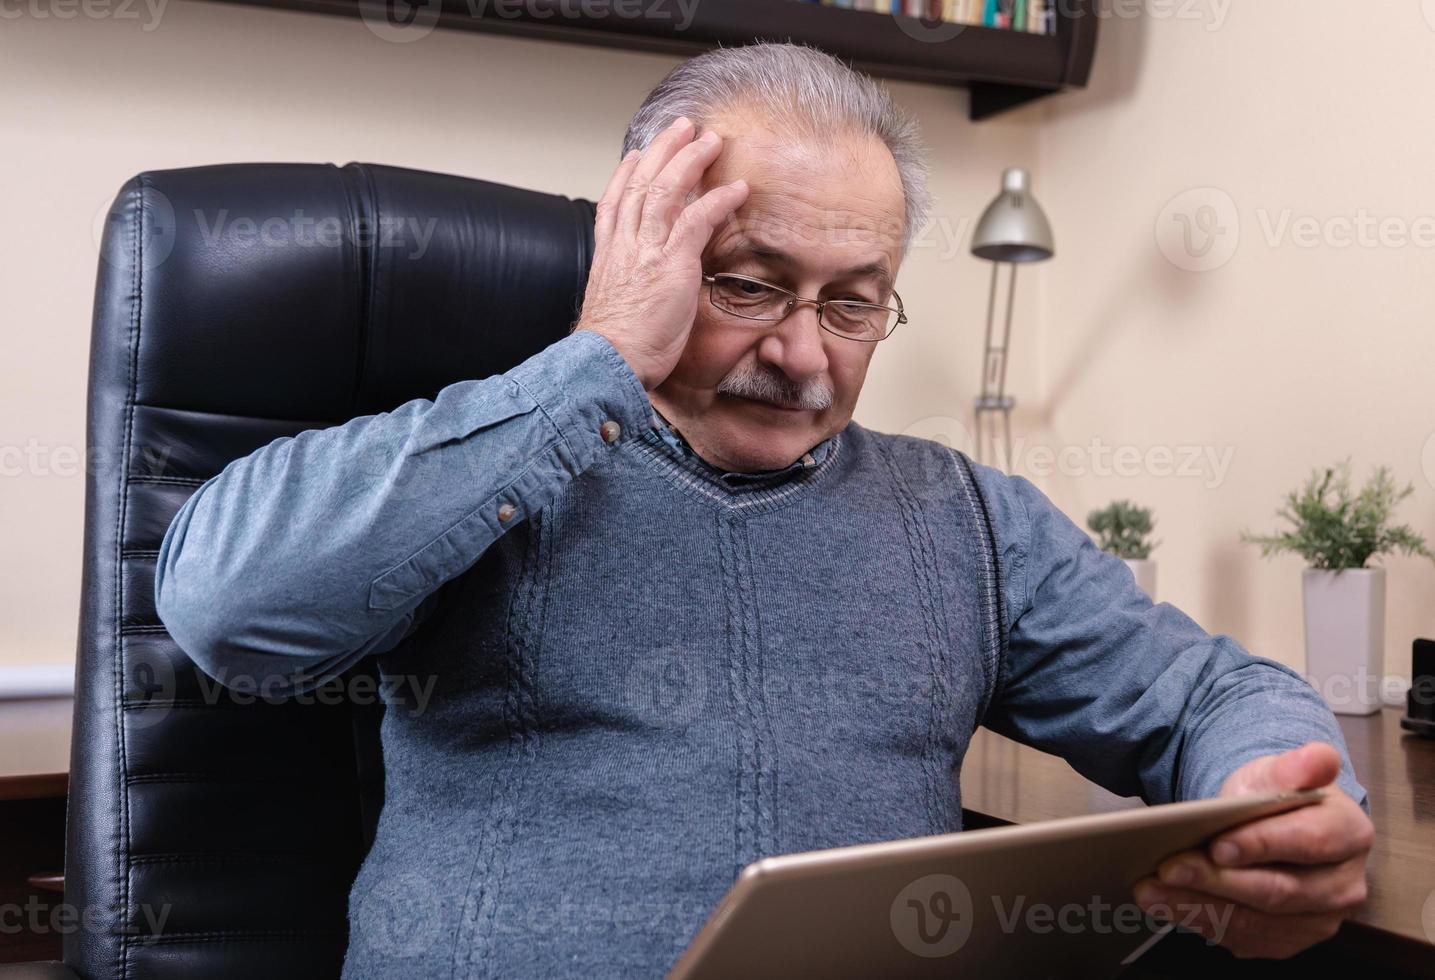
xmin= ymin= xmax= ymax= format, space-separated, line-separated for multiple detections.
xmin=507 ymin=329 xmax=655 ymax=474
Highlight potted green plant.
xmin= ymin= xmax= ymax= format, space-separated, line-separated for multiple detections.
xmin=1243 ymin=460 xmax=1433 ymax=715
xmin=1087 ymin=500 xmax=1159 ymax=600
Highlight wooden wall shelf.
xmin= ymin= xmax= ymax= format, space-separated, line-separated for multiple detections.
xmin=205 ymin=0 xmax=1099 ymax=120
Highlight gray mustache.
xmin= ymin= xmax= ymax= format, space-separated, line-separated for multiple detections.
xmin=716 ymin=366 xmax=834 ymax=411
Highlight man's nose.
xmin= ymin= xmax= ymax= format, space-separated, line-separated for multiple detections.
xmin=757 ymin=303 xmax=829 ymax=383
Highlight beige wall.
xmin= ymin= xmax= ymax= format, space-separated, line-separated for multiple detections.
xmin=2 ymin=1 xmax=1430 ymax=689
xmin=1032 ymin=1 xmax=1435 ymax=692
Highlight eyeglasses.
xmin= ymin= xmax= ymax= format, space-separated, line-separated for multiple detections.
xmin=700 ymin=273 xmax=906 ymax=343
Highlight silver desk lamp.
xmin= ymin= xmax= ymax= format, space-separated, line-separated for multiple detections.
xmin=970 ymin=167 xmax=1055 ymax=470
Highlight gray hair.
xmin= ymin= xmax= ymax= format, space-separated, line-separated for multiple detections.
xmin=621 ymin=41 xmax=931 ymax=259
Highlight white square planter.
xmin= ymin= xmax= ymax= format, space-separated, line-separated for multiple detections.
xmin=1123 ymin=559 xmax=1157 ymax=601
xmin=1302 ymin=567 xmax=1385 ymax=715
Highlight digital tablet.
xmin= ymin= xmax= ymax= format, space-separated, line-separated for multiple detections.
xmin=668 ymin=788 xmax=1325 ymax=980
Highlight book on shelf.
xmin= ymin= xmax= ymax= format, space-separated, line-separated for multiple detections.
xmin=792 ymin=0 xmax=1057 ymax=33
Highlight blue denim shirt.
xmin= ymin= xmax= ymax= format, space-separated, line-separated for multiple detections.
xmin=155 ymin=328 xmax=1369 ymax=978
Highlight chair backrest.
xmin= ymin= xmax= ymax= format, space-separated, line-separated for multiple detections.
xmin=68 ymin=162 xmax=597 ymax=979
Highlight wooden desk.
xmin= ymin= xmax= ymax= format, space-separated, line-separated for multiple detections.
xmin=961 ymin=707 xmax=1435 ymax=977
xmin=0 ymin=698 xmax=70 ymax=964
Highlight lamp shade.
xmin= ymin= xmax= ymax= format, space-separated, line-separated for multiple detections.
xmin=970 ymin=167 xmax=1055 ymax=263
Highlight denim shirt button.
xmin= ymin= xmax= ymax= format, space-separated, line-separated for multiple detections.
xmin=801 ymin=452 xmax=815 ymax=467
xmin=497 ymin=503 xmax=517 ymax=522
xmin=600 ymin=420 xmax=622 ymax=444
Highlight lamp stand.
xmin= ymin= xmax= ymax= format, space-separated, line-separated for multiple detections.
xmin=974 ymin=261 xmax=1019 ymax=471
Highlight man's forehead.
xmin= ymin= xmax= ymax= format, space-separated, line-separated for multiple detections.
xmin=700 ymin=111 xmax=907 ymax=262
xmin=708 ymin=231 xmax=896 ymax=288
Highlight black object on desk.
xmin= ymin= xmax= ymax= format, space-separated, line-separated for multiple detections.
xmin=1401 ymin=638 xmax=1435 ymax=738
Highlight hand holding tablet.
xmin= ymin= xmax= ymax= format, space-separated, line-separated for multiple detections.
xmin=1135 ymin=742 xmax=1373 ymax=959
xmin=669 ymin=788 xmax=1325 ymax=980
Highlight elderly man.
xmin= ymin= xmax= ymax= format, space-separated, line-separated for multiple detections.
xmin=155 ymin=42 xmax=1372 ymax=979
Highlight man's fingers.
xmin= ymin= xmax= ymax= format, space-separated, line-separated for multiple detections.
xmin=595 ymin=148 xmax=642 ymax=250
xmin=1228 ymin=742 xmax=1342 ymax=797
xmin=636 ymin=129 xmax=725 ymax=248
xmin=1133 ymin=878 xmax=1346 ymax=957
xmin=667 ymin=181 xmax=750 ymax=259
xmin=1155 ymin=848 xmax=1369 ymax=915
xmin=1272 ymin=742 xmax=1342 ymax=789
xmin=616 ymin=116 xmax=695 ymax=241
xmin=1133 ymin=877 xmax=1244 ymax=939
xmin=1208 ymin=792 xmax=1373 ymax=868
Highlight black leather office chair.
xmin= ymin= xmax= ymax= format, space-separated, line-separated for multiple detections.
xmin=3 ymin=163 xmax=598 ymax=979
